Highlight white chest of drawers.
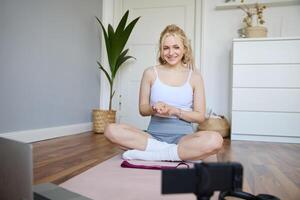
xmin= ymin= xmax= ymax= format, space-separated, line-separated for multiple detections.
xmin=231 ymin=37 xmax=300 ymax=143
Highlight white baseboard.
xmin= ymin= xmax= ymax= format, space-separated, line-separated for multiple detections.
xmin=0 ymin=123 xmax=92 ymax=143
xmin=231 ymin=134 xmax=300 ymax=144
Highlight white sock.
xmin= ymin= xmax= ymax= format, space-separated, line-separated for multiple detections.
xmin=122 ymin=144 xmax=181 ymax=161
xmin=145 ymin=138 xmax=172 ymax=151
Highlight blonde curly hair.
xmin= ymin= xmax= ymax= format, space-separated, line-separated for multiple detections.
xmin=158 ymin=24 xmax=194 ymax=70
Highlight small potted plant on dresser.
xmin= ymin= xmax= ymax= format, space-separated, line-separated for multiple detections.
xmin=239 ymin=3 xmax=267 ymax=38
xmin=93 ymin=11 xmax=140 ymax=133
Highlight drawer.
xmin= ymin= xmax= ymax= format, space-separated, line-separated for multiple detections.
xmin=231 ymin=111 xmax=300 ymax=137
xmin=233 ymin=64 xmax=300 ymax=88
xmin=232 ymin=88 xmax=300 ymax=112
xmin=233 ymin=39 xmax=300 ymax=64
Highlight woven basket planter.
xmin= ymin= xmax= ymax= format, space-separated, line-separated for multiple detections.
xmin=198 ymin=117 xmax=230 ymax=138
xmin=245 ymin=26 xmax=267 ymax=38
xmin=92 ymin=109 xmax=116 ymax=134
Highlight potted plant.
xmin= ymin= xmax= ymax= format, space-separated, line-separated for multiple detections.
xmin=239 ymin=3 xmax=267 ymax=38
xmin=93 ymin=10 xmax=140 ymax=133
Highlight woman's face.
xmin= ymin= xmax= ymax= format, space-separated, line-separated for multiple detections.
xmin=161 ymin=35 xmax=185 ymax=67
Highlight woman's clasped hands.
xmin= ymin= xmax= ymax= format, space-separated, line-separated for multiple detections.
xmin=152 ymin=101 xmax=179 ymax=117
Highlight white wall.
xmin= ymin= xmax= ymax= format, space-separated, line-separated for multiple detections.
xmin=0 ymin=0 xmax=102 ymax=133
xmin=201 ymin=0 xmax=300 ymax=119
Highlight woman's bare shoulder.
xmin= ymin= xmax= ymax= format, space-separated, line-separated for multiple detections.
xmin=191 ymin=69 xmax=203 ymax=82
xmin=189 ymin=69 xmax=204 ymax=90
xmin=142 ymin=66 xmax=157 ymax=80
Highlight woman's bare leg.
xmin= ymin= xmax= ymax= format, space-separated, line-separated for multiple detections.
xmin=104 ymin=123 xmax=150 ymax=150
xmin=105 ymin=125 xmax=223 ymax=162
xmin=121 ymin=130 xmax=223 ymax=162
xmin=177 ymin=131 xmax=223 ymax=161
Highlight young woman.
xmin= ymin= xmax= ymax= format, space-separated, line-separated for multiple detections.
xmin=104 ymin=24 xmax=223 ymax=161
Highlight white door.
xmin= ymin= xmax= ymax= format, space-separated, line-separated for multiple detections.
xmin=116 ymin=0 xmax=196 ymax=129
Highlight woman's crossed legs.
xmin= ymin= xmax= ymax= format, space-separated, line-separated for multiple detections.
xmin=104 ymin=123 xmax=223 ymax=161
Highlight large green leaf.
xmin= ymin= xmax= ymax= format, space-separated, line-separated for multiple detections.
xmin=114 ymin=55 xmax=135 ymax=79
xmin=95 ymin=17 xmax=110 ymax=56
xmin=97 ymin=61 xmax=112 ymax=86
xmin=111 ymin=48 xmax=129 ymax=76
xmin=117 ymin=17 xmax=140 ymax=53
xmin=107 ymin=24 xmax=116 ymax=71
xmin=115 ymin=10 xmax=129 ymax=38
xmin=112 ymin=49 xmax=135 ymax=78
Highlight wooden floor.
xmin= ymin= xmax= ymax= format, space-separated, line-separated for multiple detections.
xmin=33 ymin=132 xmax=300 ymax=200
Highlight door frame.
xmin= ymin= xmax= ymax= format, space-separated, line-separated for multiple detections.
xmin=99 ymin=0 xmax=205 ymax=111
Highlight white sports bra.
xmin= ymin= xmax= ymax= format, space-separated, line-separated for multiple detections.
xmin=150 ymin=66 xmax=193 ymax=112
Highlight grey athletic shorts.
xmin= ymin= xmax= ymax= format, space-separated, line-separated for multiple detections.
xmin=147 ymin=116 xmax=194 ymax=144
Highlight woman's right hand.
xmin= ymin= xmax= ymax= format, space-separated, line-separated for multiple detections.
xmin=152 ymin=101 xmax=167 ymax=115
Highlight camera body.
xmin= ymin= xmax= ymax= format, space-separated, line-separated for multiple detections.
xmin=162 ymin=162 xmax=243 ymax=198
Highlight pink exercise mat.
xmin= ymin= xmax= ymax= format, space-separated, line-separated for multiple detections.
xmin=60 ymin=154 xmax=198 ymax=200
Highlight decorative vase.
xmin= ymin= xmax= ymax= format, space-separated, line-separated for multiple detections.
xmin=92 ymin=109 xmax=116 ymax=133
xmin=245 ymin=26 xmax=267 ymax=38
